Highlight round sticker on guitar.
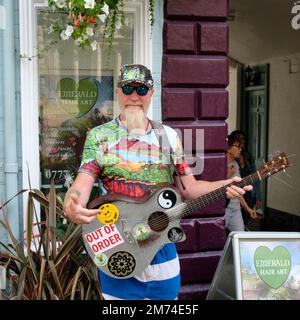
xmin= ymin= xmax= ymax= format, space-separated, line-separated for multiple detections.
xmin=108 ymin=251 xmax=136 ymax=277
xmin=98 ymin=203 xmax=119 ymax=224
xmin=94 ymin=253 xmax=108 ymax=267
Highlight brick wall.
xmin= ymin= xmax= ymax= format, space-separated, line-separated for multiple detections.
xmin=162 ymin=0 xmax=229 ymax=300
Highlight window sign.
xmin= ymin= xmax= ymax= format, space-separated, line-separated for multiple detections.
xmin=37 ymin=8 xmax=135 ymax=189
xmin=39 ymin=73 xmax=114 ymax=187
xmin=207 ymin=232 xmax=300 ymax=300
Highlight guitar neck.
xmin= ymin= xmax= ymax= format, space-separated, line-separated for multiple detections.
xmin=181 ymin=172 xmax=260 ymax=218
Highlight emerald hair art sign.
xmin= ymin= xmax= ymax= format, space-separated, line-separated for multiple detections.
xmin=254 ymin=246 xmax=291 ymax=289
xmin=240 ymin=241 xmax=300 ymax=300
xmin=39 ymin=75 xmax=113 ymax=188
xmin=58 ymin=78 xmax=98 ymax=118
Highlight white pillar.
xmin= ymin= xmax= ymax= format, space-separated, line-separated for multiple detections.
xmin=3 ymin=0 xmax=20 ymax=241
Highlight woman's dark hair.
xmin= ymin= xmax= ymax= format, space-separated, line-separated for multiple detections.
xmin=230 ymin=129 xmax=246 ymax=139
xmin=230 ymin=130 xmax=247 ymax=148
xmin=227 ymin=134 xmax=240 ymax=148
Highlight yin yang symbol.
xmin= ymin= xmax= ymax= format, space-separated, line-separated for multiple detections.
xmin=157 ymin=190 xmax=177 ymax=209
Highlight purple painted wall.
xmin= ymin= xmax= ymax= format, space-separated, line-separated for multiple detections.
xmin=162 ymin=0 xmax=229 ymax=299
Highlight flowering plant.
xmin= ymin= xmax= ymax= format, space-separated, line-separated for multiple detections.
xmin=47 ymin=0 xmax=126 ymax=51
xmin=47 ymin=0 xmax=155 ymax=51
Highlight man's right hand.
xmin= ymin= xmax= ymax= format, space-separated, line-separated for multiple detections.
xmin=64 ymin=190 xmax=100 ymax=225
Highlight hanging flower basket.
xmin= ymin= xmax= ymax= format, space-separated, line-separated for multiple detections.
xmin=47 ymin=0 xmax=125 ymax=51
xmin=47 ymin=0 xmax=155 ymax=51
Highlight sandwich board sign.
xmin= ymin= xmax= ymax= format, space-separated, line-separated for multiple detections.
xmin=206 ymin=232 xmax=300 ymax=300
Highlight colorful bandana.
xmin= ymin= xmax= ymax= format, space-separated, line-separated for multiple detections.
xmin=117 ymin=64 xmax=154 ymax=88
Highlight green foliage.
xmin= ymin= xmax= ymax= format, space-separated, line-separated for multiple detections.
xmin=0 ymin=182 xmax=101 ymax=300
xmin=47 ymin=0 xmax=156 ymax=51
xmin=148 ymin=0 xmax=155 ymax=27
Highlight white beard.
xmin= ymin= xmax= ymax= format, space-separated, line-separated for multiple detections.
xmin=122 ymin=109 xmax=147 ymax=135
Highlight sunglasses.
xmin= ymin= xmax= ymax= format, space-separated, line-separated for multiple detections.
xmin=121 ymin=85 xmax=149 ymax=96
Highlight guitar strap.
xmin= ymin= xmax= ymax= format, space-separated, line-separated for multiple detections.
xmin=150 ymin=120 xmax=186 ymax=190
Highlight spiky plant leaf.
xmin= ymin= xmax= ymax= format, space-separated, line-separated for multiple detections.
xmin=16 ymin=266 xmax=27 ymax=300
xmin=71 ymin=266 xmax=82 ymax=300
xmin=49 ymin=180 xmax=57 ymax=260
xmin=48 ymin=260 xmax=64 ymax=298
xmin=37 ymin=258 xmax=46 ymax=300
xmin=0 ymin=187 xmax=101 ymax=300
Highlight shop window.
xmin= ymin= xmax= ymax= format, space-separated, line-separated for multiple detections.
xmin=37 ymin=7 xmax=137 ymax=191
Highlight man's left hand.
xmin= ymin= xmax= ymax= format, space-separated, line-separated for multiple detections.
xmin=225 ymin=176 xmax=253 ymax=199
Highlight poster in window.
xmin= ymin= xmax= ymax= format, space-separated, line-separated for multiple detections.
xmin=39 ymin=75 xmax=113 ymax=188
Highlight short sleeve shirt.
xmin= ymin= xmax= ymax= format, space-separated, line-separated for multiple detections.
xmin=78 ymin=118 xmax=191 ymax=198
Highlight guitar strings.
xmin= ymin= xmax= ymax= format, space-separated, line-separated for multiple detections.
xmin=147 ymin=175 xmax=242 ymax=229
xmin=286 ymin=153 xmax=296 ymax=159
xmin=145 ymin=156 xmax=289 ymax=231
xmin=152 ymin=155 xmax=293 ymax=226
xmin=150 ymin=176 xmax=249 ymax=228
xmin=143 ymin=156 xmax=288 ymax=231
xmin=268 ymin=174 xmax=294 ymax=190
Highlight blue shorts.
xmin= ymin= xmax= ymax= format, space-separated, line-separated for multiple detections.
xmin=99 ymin=243 xmax=181 ymax=300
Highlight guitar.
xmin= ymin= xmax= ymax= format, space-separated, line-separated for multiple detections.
xmin=82 ymin=152 xmax=289 ymax=279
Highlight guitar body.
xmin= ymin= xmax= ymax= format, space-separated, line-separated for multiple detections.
xmin=82 ymin=152 xmax=289 ymax=279
xmin=82 ymin=187 xmax=186 ymax=279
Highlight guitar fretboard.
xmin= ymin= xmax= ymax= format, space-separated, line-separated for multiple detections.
xmin=180 ymin=172 xmax=260 ymax=219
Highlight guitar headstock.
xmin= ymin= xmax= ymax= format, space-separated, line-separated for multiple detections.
xmin=258 ymin=152 xmax=290 ymax=180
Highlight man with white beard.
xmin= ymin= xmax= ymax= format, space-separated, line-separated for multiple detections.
xmin=63 ymin=64 xmax=252 ymax=300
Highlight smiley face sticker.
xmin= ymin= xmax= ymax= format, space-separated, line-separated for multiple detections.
xmin=98 ymin=203 xmax=120 ymax=224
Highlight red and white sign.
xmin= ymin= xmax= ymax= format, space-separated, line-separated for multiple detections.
xmin=84 ymin=224 xmax=124 ymax=254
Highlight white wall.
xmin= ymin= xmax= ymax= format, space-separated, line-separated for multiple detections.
xmin=263 ymin=53 xmax=300 ymax=215
xmin=227 ymin=63 xmax=238 ymax=134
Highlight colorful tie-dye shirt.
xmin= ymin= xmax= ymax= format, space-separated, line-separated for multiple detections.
xmin=78 ymin=118 xmax=190 ymax=198
xmin=79 ymin=118 xmax=192 ymax=299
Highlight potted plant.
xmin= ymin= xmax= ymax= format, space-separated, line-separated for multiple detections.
xmin=0 ymin=181 xmax=101 ymax=300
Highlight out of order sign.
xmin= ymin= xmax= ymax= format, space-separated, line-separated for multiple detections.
xmin=84 ymin=224 xmax=124 ymax=254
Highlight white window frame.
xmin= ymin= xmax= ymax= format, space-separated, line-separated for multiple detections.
xmin=19 ymin=0 xmax=153 ymax=212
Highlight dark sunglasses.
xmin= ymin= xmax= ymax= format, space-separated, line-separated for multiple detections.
xmin=121 ymin=85 xmax=149 ymax=96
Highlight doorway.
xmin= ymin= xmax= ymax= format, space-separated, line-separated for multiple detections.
xmin=228 ymin=0 xmax=300 ymax=229
xmin=241 ymin=64 xmax=270 ymax=219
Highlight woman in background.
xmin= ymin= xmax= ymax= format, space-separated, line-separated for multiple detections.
xmin=226 ymin=134 xmax=257 ymax=232
xmin=229 ymin=130 xmax=262 ymax=227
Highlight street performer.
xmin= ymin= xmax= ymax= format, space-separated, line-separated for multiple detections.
xmin=63 ymin=63 xmax=253 ymax=300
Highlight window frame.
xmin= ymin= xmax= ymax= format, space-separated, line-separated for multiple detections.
xmin=19 ymin=0 xmax=153 ymax=214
